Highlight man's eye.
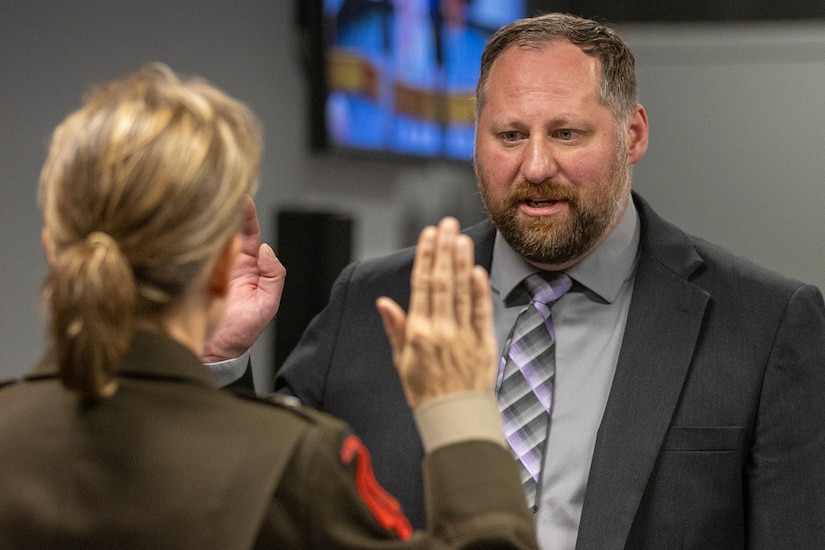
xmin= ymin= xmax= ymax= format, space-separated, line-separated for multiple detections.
xmin=557 ymin=129 xmax=575 ymax=140
xmin=501 ymin=131 xmax=520 ymax=142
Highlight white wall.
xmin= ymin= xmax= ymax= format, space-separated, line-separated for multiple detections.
xmin=2 ymin=3 xmax=823 ymax=390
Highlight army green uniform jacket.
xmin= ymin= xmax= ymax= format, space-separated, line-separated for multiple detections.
xmin=0 ymin=332 xmax=536 ymax=549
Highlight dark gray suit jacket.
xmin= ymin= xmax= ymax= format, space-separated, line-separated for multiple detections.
xmin=275 ymin=192 xmax=825 ymax=548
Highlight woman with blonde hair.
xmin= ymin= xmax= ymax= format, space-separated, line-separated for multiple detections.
xmin=0 ymin=65 xmax=536 ymax=548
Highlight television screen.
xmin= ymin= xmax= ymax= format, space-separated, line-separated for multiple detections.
xmin=312 ymin=0 xmax=527 ymax=162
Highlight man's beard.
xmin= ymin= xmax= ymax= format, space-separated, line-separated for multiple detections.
xmin=477 ymin=147 xmax=630 ymax=266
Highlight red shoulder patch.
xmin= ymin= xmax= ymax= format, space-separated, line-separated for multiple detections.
xmin=340 ymin=434 xmax=413 ymax=540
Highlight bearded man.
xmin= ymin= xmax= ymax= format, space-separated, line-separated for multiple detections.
xmin=275 ymin=13 xmax=825 ymax=549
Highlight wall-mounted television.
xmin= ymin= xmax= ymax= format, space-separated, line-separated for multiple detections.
xmin=299 ymin=0 xmax=528 ymax=162
xmin=298 ymin=1 xmax=825 ymax=163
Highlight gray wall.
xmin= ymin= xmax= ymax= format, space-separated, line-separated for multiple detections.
xmin=2 ymin=2 xmax=823 ymax=391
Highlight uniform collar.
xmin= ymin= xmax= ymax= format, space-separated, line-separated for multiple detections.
xmin=27 ymin=331 xmax=216 ymax=388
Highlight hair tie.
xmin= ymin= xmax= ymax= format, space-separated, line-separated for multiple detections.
xmin=86 ymin=231 xmax=115 ymax=248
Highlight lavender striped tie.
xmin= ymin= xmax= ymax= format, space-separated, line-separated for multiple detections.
xmin=497 ymin=272 xmax=572 ymax=511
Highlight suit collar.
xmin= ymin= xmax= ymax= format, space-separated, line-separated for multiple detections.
xmin=465 ymin=218 xmax=496 ymax=270
xmin=465 ymin=192 xmax=704 ymax=279
xmin=631 ymin=192 xmax=704 ymax=280
xmin=487 ymin=196 xmax=641 ymax=305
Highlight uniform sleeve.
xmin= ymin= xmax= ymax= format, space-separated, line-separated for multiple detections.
xmin=255 ymin=418 xmax=537 ymax=549
xmin=413 ymin=391 xmax=506 ymax=453
xmin=747 ymin=283 xmax=825 ymax=547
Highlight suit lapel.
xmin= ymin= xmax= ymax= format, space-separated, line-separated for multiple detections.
xmin=465 ymin=219 xmax=496 ymax=270
xmin=576 ymin=195 xmax=710 ymax=549
xmin=466 ymin=200 xmax=710 ymax=549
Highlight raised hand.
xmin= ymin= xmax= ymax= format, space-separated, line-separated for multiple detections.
xmin=202 ymin=196 xmax=286 ymax=363
xmin=376 ymin=217 xmax=497 ymax=408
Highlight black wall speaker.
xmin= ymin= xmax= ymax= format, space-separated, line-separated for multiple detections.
xmin=273 ymin=210 xmax=353 ymax=371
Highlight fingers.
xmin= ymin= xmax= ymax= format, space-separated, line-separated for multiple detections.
xmin=258 ymin=243 xmax=285 ymax=281
xmin=381 ymin=216 xmax=494 ymax=407
xmin=470 ymin=265 xmax=496 ymax=382
xmin=376 ymin=296 xmax=406 ymax=361
xmin=452 ymin=234 xmax=474 ymax=328
xmin=407 ymin=217 xmax=470 ymax=326
xmin=240 ymin=195 xmax=263 ymax=255
xmin=431 ymin=218 xmax=460 ymax=322
xmin=256 ymin=243 xmax=286 ymax=317
xmin=470 ymin=266 xmax=492 ymax=332
xmin=408 ymin=225 xmax=437 ymax=321
xmin=258 ymin=243 xmax=286 ymax=277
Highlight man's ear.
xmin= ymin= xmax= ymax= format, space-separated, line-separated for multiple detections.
xmin=208 ymin=235 xmax=242 ymax=298
xmin=41 ymin=227 xmax=56 ymax=266
xmin=627 ymin=104 xmax=649 ymax=165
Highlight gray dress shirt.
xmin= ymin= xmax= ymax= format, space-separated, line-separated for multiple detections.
xmin=489 ymin=197 xmax=641 ymax=550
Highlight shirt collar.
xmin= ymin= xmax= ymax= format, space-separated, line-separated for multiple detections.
xmin=490 ymin=195 xmax=640 ymax=304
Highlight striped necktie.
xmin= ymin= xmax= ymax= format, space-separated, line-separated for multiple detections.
xmin=497 ymin=272 xmax=572 ymax=511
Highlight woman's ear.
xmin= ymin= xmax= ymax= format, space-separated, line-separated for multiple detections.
xmin=41 ymin=227 xmax=56 ymax=266
xmin=208 ymin=235 xmax=242 ymax=298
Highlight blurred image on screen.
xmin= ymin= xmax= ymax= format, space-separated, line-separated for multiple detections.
xmin=323 ymin=0 xmax=526 ymax=161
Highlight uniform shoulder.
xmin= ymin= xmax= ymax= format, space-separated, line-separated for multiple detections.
xmin=0 ymin=378 xmax=19 ymax=391
xmin=225 ymin=388 xmax=350 ymax=431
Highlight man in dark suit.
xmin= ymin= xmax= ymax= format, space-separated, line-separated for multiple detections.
xmin=275 ymin=13 xmax=825 ymax=549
